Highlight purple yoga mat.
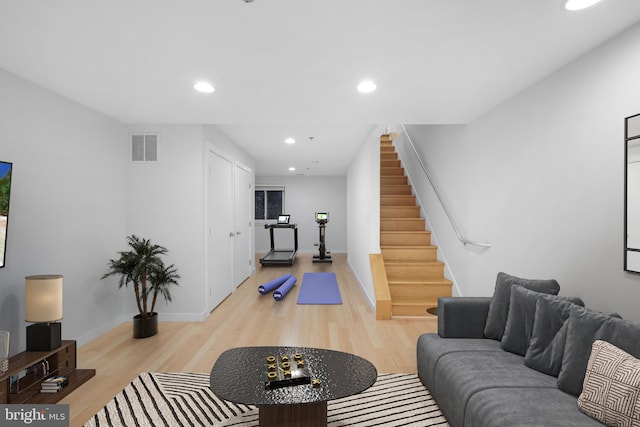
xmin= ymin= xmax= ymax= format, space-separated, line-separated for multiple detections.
xmin=273 ymin=275 xmax=297 ymax=301
xmin=258 ymin=273 xmax=293 ymax=295
xmin=297 ymin=272 xmax=342 ymax=304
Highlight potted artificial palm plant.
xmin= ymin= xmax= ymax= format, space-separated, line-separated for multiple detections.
xmin=102 ymin=235 xmax=180 ymax=338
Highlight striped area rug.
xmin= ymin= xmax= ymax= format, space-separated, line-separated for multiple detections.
xmin=84 ymin=372 xmax=449 ymax=427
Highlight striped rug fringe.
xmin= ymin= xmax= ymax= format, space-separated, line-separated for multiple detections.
xmin=84 ymin=372 xmax=449 ymax=427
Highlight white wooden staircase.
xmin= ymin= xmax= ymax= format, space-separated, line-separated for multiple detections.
xmin=372 ymin=134 xmax=452 ymax=319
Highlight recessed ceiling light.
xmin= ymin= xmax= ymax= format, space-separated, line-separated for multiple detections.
xmin=357 ymin=80 xmax=377 ymax=93
xmin=563 ymin=0 xmax=602 ymax=11
xmin=288 ymin=167 xmax=296 ymax=172
xmin=194 ymin=81 xmax=215 ymax=93
xmin=285 ymin=138 xmax=295 ymax=144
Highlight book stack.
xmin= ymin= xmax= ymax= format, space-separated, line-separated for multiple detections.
xmin=41 ymin=376 xmax=69 ymax=393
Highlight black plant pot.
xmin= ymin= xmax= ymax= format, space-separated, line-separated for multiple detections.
xmin=133 ymin=312 xmax=158 ymax=339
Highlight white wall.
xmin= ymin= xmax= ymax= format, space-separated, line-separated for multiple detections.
xmin=0 ymin=69 xmax=128 ymax=353
xmin=124 ymin=124 xmax=208 ymax=320
xmin=396 ymin=125 xmax=471 ymax=297
xmin=406 ymin=22 xmax=640 ymax=322
xmin=203 ymin=126 xmax=255 ymax=171
xmin=255 ymin=175 xmax=347 ymax=254
xmin=346 ymin=126 xmax=383 ymax=308
xmin=0 ymin=77 xmax=259 ymax=352
xmin=123 ymin=124 xmax=256 ymax=321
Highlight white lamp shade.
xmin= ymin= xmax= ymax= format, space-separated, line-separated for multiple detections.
xmin=25 ymin=275 xmax=63 ymax=322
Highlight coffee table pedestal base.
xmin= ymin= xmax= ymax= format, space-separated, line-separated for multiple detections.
xmin=258 ymin=401 xmax=327 ymax=427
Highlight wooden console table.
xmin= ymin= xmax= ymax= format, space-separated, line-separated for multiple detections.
xmin=0 ymin=340 xmax=95 ymax=404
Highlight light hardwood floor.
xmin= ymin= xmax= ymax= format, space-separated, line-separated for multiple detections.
xmin=63 ymin=253 xmax=437 ymax=426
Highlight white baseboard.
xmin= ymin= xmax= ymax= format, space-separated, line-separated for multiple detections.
xmin=76 ymin=311 xmax=210 ymax=347
xmin=153 ymin=311 xmax=210 ymax=322
xmin=347 ymin=258 xmax=376 ymax=311
xmin=75 ymin=314 xmax=128 ymax=347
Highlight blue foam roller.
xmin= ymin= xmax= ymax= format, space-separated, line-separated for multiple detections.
xmin=273 ymin=276 xmax=297 ymax=301
xmin=259 ymin=274 xmax=292 ymax=295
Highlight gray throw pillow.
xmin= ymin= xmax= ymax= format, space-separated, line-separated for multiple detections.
xmin=484 ymin=272 xmax=560 ymax=341
xmin=524 ymin=295 xmax=584 ymax=376
xmin=557 ymin=306 xmax=635 ymax=397
xmin=501 ymin=286 xmax=583 ymax=356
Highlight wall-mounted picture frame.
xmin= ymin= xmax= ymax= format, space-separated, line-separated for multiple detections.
xmin=0 ymin=161 xmax=12 ymax=268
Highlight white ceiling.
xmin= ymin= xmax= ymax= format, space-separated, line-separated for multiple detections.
xmin=2 ymin=0 xmax=640 ymax=175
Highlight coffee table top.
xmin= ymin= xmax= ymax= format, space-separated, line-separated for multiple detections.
xmin=210 ymin=346 xmax=377 ymax=406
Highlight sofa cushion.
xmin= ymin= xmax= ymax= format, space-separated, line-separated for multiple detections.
xmin=484 ymin=272 xmax=560 ymax=341
xmin=416 ymin=333 xmax=502 ymax=394
xmin=465 ymin=387 xmax=605 ymax=427
xmin=501 ymin=286 xmax=583 ymax=356
xmin=432 ymin=349 xmax=558 ymax=427
xmin=524 ymin=295 xmax=581 ymax=376
xmin=578 ymin=340 xmax=640 ymax=426
xmin=437 ymin=297 xmax=492 ymax=338
xmin=558 ymin=306 xmax=638 ymax=397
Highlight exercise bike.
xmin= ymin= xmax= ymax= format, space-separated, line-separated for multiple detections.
xmin=313 ymin=212 xmax=332 ymax=263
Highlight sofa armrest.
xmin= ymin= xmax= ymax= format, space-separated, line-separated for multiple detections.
xmin=437 ymin=297 xmax=492 ymax=338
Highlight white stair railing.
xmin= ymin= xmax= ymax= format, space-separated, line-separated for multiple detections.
xmin=400 ymin=124 xmax=491 ymax=249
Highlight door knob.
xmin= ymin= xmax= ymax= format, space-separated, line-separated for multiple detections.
xmin=229 ymin=232 xmax=236 ymax=237
xmin=236 ymin=231 xmax=242 ymax=235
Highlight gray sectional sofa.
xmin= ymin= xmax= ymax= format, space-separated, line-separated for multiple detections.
xmin=416 ymin=273 xmax=640 ymax=427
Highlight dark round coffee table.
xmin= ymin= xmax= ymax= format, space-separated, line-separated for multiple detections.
xmin=210 ymin=346 xmax=377 ymax=427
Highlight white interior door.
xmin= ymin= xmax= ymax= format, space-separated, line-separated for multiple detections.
xmin=207 ymin=148 xmax=234 ymax=311
xmin=234 ymin=162 xmax=252 ymax=286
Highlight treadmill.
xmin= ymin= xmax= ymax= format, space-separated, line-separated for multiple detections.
xmin=259 ymin=214 xmax=298 ymax=266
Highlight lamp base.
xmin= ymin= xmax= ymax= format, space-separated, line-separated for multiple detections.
xmin=26 ymin=323 xmax=61 ymax=351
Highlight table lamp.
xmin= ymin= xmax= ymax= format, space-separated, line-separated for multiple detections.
xmin=25 ymin=274 xmax=63 ymax=351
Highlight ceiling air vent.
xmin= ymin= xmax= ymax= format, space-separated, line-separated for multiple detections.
xmin=131 ymin=134 xmax=159 ymax=162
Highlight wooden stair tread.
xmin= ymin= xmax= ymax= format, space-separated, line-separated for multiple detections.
xmin=380 ymin=231 xmax=432 ymax=241
xmin=383 ymin=260 xmax=444 ymax=267
xmin=391 ymin=297 xmax=441 ymax=316
xmin=380 ymin=190 xmax=411 ymax=193
xmin=381 ymin=198 xmax=416 ymax=206
xmin=381 ymin=218 xmax=424 ymax=222
xmin=380 ymin=195 xmax=414 ymax=198
xmin=381 ymin=230 xmax=431 ymax=234
xmin=392 ymin=296 xmax=439 ymax=304
xmin=381 ymin=244 xmax=437 ymax=249
xmin=380 ymin=219 xmax=426 ymax=231
xmin=380 ymin=186 xmax=411 ymax=192
xmin=380 ymin=177 xmax=405 ymax=182
xmin=388 ymin=278 xmax=452 ymax=286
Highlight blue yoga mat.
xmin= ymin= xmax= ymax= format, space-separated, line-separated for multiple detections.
xmin=273 ymin=275 xmax=297 ymax=301
xmin=297 ymin=272 xmax=342 ymax=305
xmin=258 ymin=274 xmax=292 ymax=295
